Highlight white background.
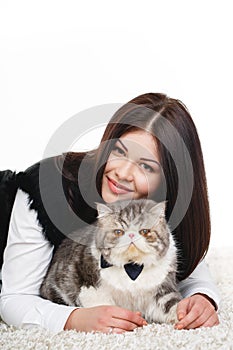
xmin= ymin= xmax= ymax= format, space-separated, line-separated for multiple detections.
xmin=0 ymin=1 xmax=232 ymax=248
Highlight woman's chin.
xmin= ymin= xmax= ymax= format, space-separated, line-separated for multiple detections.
xmin=102 ymin=191 xmax=135 ymax=203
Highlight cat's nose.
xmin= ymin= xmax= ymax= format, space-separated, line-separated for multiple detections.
xmin=129 ymin=233 xmax=135 ymax=239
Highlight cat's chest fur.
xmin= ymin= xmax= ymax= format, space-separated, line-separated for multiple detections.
xmin=78 ymin=239 xmax=178 ymax=315
xmin=91 ymin=242 xmax=177 ymax=293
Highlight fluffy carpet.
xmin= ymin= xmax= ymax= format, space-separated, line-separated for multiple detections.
xmin=1 ymin=246 xmax=232 ymax=350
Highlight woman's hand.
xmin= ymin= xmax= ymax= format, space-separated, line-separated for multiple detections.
xmin=175 ymin=293 xmax=219 ymax=330
xmin=64 ymin=305 xmax=147 ymax=334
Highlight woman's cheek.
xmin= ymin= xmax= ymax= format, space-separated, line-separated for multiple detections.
xmin=135 ymin=176 xmax=151 ymax=197
xmin=138 ymin=174 xmax=161 ymax=198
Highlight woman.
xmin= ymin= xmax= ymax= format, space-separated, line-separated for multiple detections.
xmin=0 ymin=93 xmax=220 ymax=334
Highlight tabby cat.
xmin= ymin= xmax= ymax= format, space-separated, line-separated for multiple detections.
xmin=40 ymin=199 xmax=181 ymax=324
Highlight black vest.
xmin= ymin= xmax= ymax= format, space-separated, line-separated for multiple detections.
xmin=0 ymin=170 xmax=18 ymax=268
xmin=0 ymin=155 xmax=98 ymax=269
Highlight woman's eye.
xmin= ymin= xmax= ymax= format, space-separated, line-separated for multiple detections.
xmin=139 ymin=229 xmax=151 ymax=236
xmin=139 ymin=163 xmax=154 ymax=173
xmin=114 ymin=229 xmax=125 ymax=236
xmin=111 ymin=146 xmax=126 ymax=157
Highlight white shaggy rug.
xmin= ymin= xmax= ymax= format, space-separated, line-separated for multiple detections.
xmin=1 ymin=246 xmax=233 ymax=350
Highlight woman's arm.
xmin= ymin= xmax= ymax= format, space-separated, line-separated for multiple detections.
xmin=0 ymin=189 xmax=77 ymax=333
xmin=178 ymin=259 xmax=221 ymax=309
xmin=0 ymin=189 xmax=146 ymax=334
xmin=176 ymin=259 xmax=220 ymax=329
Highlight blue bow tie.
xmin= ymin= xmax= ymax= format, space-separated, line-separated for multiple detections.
xmin=100 ymin=255 xmax=144 ymax=281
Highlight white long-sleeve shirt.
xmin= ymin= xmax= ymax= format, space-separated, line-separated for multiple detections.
xmin=0 ymin=189 xmax=221 ymax=333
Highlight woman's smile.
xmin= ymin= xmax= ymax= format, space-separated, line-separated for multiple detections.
xmin=106 ymin=176 xmax=134 ymax=195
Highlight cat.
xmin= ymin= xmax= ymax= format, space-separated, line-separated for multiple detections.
xmin=40 ymin=199 xmax=182 ymax=324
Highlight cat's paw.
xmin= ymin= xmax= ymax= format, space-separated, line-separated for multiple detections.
xmin=165 ymin=304 xmax=179 ymax=324
xmin=79 ymin=286 xmax=114 ymax=307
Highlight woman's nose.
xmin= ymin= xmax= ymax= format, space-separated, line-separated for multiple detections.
xmin=115 ymin=159 xmax=135 ymax=181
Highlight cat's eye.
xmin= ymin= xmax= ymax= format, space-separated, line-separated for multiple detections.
xmin=114 ymin=229 xmax=125 ymax=236
xmin=139 ymin=229 xmax=151 ymax=236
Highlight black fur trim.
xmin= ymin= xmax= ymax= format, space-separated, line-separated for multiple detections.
xmin=17 ymin=155 xmax=97 ymax=251
xmin=0 ymin=170 xmax=18 ymax=268
xmin=1 ymin=155 xmax=98 ymax=270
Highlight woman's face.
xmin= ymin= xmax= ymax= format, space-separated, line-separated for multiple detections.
xmin=101 ymin=130 xmax=162 ymax=203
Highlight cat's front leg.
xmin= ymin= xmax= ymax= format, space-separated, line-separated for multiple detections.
xmin=164 ymin=303 xmax=179 ymax=324
xmin=78 ymin=285 xmax=115 ymax=308
xmin=146 ymin=293 xmax=180 ymax=325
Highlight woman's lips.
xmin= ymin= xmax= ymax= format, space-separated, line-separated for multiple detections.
xmin=107 ymin=177 xmax=134 ymax=195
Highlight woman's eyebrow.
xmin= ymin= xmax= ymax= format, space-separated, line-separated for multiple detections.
xmin=140 ymin=158 xmax=161 ymax=167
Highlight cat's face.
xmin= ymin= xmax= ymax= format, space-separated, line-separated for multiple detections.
xmin=95 ymin=199 xmax=170 ymax=267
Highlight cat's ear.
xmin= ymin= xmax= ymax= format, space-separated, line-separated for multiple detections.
xmin=95 ymin=202 xmax=113 ymax=218
xmin=149 ymin=201 xmax=166 ymax=219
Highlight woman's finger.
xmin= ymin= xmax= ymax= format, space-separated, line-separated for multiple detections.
xmin=111 ymin=306 xmax=147 ymax=327
xmin=110 ymin=317 xmax=143 ymax=332
xmin=175 ymin=305 xmax=203 ymax=329
xmin=185 ymin=312 xmax=219 ymax=329
xmin=176 ymin=298 xmax=190 ymax=321
xmin=105 ymin=326 xmax=126 ymax=334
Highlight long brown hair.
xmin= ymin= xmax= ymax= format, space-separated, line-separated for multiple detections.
xmin=63 ymin=93 xmax=210 ymax=281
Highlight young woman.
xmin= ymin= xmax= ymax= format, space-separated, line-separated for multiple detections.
xmin=0 ymin=93 xmax=220 ymax=334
